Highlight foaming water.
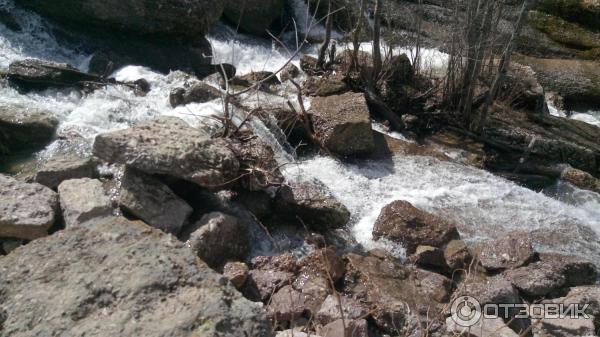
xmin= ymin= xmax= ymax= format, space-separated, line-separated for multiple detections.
xmin=284 ymin=155 xmax=600 ymax=262
xmin=2 ymin=3 xmax=600 ymax=264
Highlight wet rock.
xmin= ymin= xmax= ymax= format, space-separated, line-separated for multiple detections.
xmin=119 ymin=167 xmax=192 ymax=235
xmin=298 ymin=247 xmax=345 ymax=283
xmin=478 ymin=231 xmax=536 ymax=271
xmin=275 ymin=179 xmax=351 ymax=231
xmin=19 ymin=0 xmax=224 ymax=38
xmin=169 ymin=82 xmax=221 ymax=107
xmin=227 ymin=136 xmax=284 ymax=191
xmin=318 ymin=318 xmax=369 ymax=337
xmin=257 ymin=107 xmax=310 ymax=148
xmin=93 ymin=116 xmax=239 ymax=190
xmin=0 ymin=216 xmax=272 ymax=337
xmin=223 ymin=261 xmax=249 ymax=289
xmin=268 ymin=285 xmax=307 ymax=322
xmin=0 ymin=103 xmax=58 ymax=155
xmin=444 ymin=239 xmax=472 ymax=271
xmin=409 ymin=245 xmax=448 ymax=270
xmin=280 ymin=63 xmax=300 ymax=82
xmin=446 ymin=316 xmax=518 ymax=337
xmin=223 ymin=0 xmax=284 ymax=35
xmin=310 ymin=92 xmax=375 ymax=157
xmin=242 ymin=269 xmax=294 ymax=302
xmin=7 ymin=59 xmax=100 ymax=91
xmin=58 ymin=178 xmax=112 ymax=228
xmin=234 ymin=190 xmax=273 ymax=219
xmin=561 ymin=166 xmax=600 ymax=193
xmin=251 ymin=252 xmax=299 ymax=274
xmin=314 ymin=294 xmax=369 ymax=325
xmin=372 ymin=200 xmax=460 ymax=255
xmin=0 ymin=174 xmax=58 ymax=240
xmin=300 ymin=55 xmax=319 ymax=73
xmin=292 ymin=267 xmax=331 ymax=317
xmin=303 ymin=76 xmax=349 ymax=97
xmin=187 ymin=212 xmax=248 ymax=270
xmin=34 ymin=156 xmax=96 ymax=189
xmin=528 ymin=10 xmax=600 ymax=50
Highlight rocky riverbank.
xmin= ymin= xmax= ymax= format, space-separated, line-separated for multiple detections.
xmin=1 ymin=1 xmax=600 ymax=337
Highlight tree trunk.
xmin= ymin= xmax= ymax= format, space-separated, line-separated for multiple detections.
xmin=372 ymin=0 xmax=382 ymax=82
xmin=317 ymin=0 xmax=333 ymax=70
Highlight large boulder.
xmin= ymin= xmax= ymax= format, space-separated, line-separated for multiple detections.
xmin=58 ymin=178 xmax=112 ymax=228
xmin=372 ymin=200 xmax=460 ymax=254
xmin=119 ymin=167 xmax=193 ymax=235
xmin=274 ymin=179 xmax=351 ymax=231
xmin=310 ymin=92 xmax=375 ymax=157
xmin=92 ymin=117 xmax=239 ymax=190
xmin=223 ymin=0 xmax=284 ymax=35
xmin=0 ymin=103 xmax=58 ymax=155
xmin=18 ymin=0 xmax=224 ymax=38
xmin=169 ymin=82 xmax=222 ymax=108
xmin=187 ymin=212 xmax=249 ymax=270
xmin=7 ymin=59 xmax=100 ymax=91
xmin=534 ymin=0 xmax=600 ymax=29
xmin=0 ymin=174 xmax=58 ymax=240
xmin=227 ymin=136 xmax=284 ymax=191
xmin=0 ymin=216 xmax=272 ymax=337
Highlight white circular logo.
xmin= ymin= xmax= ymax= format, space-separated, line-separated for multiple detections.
xmin=450 ymin=296 xmax=482 ymax=327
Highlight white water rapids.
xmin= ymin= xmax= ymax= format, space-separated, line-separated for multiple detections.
xmin=1 ymin=2 xmax=600 ymax=264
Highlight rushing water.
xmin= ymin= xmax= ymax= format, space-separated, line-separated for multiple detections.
xmin=2 ymin=2 xmax=600 ymax=264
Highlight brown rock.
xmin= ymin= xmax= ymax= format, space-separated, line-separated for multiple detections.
xmin=409 ymin=245 xmax=448 ymax=270
xmin=251 ymin=253 xmax=298 ymax=273
xmin=372 ymin=200 xmax=460 ymax=254
xmin=317 ymin=318 xmax=369 ymax=337
xmin=298 ymin=248 xmax=345 ymax=282
xmin=444 ymin=239 xmax=472 ymax=270
xmin=303 ymin=76 xmax=348 ymax=97
xmin=293 ymin=267 xmax=331 ymax=316
xmin=34 ymin=156 xmax=96 ymax=189
xmin=478 ymin=231 xmax=535 ymax=271
xmin=223 ymin=261 xmax=249 ymax=289
xmin=268 ymin=285 xmax=307 ymax=322
xmin=169 ymin=82 xmax=221 ymax=107
xmin=410 ymin=267 xmax=453 ymax=303
xmin=227 ymin=136 xmax=284 ymax=191
xmin=242 ymin=269 xmax=293 ymax=302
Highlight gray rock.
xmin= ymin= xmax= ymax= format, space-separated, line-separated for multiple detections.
xmin=187 ymin=212 xmax=249 ymax=269
xmin=169 ymin=82 xmax=222 ymax=108
xmin=227 ymin=136 xmax=284 ymax=191
xmin=119 ymin=167 xmax=192 ymax=235
xmin=446 ymin=316 xmax=518 ymax=337
xmin=93 ymin=117 xmax=239 ymax=190
xmin=58 ymin=178 xmax=112 ymax=228
xmin=0 ymin=174 xmax=58 ymax=240
xmin=276 ymin=331 xmax=322 ymax=337
xmin=533 ymin=315 xmax=596 ymax=337
xmin=34 ymin=156 xmax=96 ymax=189
xmin=0 ymin=216 xmax=272 ymax=337
xmin=19 ymin=0 xmax=224 ymax=38
xmin=242 ymin=269 xmax=294 ymax=302
xmin=503 ymin=261 xmax=567 ymax=298
xmin=280 ymin=63 xmax=300 ymax=82
xmin=7 ymin=59 xmax=100 ymax=91
xmin=314 ymin=294 xmax=369 ymax=325
xmin=372 ymin=200 xmax=460 ymax=254
xmin=444 ymin=239 xmax=472 ymax=270
xmin=479 ymin=230 xmax=535 ymax=271
xmin=310 ymin=92 xmax=375 ymax=157
xmin=275 ymin=179 xmax=350 ymax=231
xmin=0 ymin=102 xmax=58 ymax=155
xmin=1 ymin=238 xmax=23 ymax=254
xmin=318 ymin=318 xmax=369 ymax=337
xmin=223 ymin=0 xmax=284 ymax=35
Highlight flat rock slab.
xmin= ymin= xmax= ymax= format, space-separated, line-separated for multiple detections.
xmin=93 ymin=116 xmax=239 ymax=189
xmin=0 ymin=103 xmax=58 ymax=154
xmin=58 ymin=178 xmax=112 ymax=228
xmin=0 ymin=216 xmax=272 ymax=337
xmin=0 ymin=174 xmax=58 ymax=240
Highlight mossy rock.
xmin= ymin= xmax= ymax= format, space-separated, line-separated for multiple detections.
xmin=577 ymin=47 xmax=600 ymax=60
xmin=535 ymin=0 xmax=600 ymax=30
xmin=528 ymin=10 xmax=600 ymax=49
